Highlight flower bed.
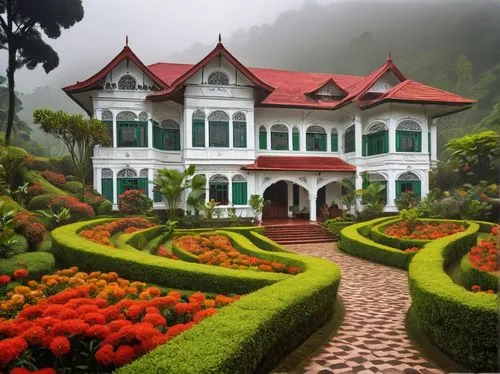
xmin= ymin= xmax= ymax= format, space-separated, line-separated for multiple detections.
xmin=40 ymin=170 xmax=66 ymax=186
xmin=467 ymin=225 xmax=499 ymax=273
xmin=384 ymin=220 xmax=465 ymax=240
xmin=79 ymin=218 xmax=155 ymax=247
xmin=0 ymin=267 xmax=238 ymax=373
xmin=173 ymin=234 xmax=302 ymax=274
xmin=50 ymin=196 xmax=95 ymax=221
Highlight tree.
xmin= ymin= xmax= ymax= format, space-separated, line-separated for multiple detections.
xmin=186 ymin=174 xmax=206 ymax=216
xmin=340 ymin=178 xmax=356 ymax=214
xmin=248 ymin=194 xmax=268 ymax=222
xmin=0 ymin=0 xmax=84 ymax=145
xmin=154 ymin=165 xmax=200 ymax=220
xmin=33 ymin=109 xmax=110 ymax=197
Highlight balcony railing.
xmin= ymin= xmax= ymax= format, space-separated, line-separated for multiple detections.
xmin=93 ymin=147 xmax=182 ymax=163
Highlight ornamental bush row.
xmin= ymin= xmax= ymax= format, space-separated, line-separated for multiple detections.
xmin=369 ymin=218 xmax=431 ymax=249
xmin=459 ymin=254 xmax=498 ymax=292
xmin=408 ymin=221 xmax=497 ymax=372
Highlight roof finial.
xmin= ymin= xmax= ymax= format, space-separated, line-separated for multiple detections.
xmin=126 ymin=35 xmax=129 ymax=47
xmin=218 ymin=33 xmax=222 ymax=43
xmin=388 ymin=50 xmax=392 ymax=61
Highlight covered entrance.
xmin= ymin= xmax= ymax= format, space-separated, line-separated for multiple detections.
xmin=263 ymin=181 xmax=288 ymax=219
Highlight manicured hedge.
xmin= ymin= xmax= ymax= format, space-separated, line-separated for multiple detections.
xmin=118 ymin=231 xmax=341 ymax=373
xmin=0 ymin=195 xmax=22 ymax=213
xmin=324 ymin=219 xmax=355 ymax=238
xmin=97 ymin=199 xmax=113 ymax=215
xmin=370 ymin=218 xmax=431 ymax=250
xmin=460 ymin=253 xmax=498 ymax=292
xmin=27 ymin=193 xmax=58 ymax=210
xmin=0 ymin=252 xmax=55 ymax=279
xmin=338 ymin=217 xmax=414 ymax=269
xmin=61 ymin=181 xmax=84 ymax=194
xmin=52 ymin=219 xmax=289 ymax=294
xmin=24 ymin=171 xmax=68 ymax=196
xmin=409 ymin=221 xmax=497 ymax=372
xmin=171 ymin=242 xmax=199 ymax=263
xmin=248 ymin=231 xmax=291 ymax=253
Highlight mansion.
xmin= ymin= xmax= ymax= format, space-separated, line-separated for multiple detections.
xmin=63 ymin=39 xmax=473 ymax=221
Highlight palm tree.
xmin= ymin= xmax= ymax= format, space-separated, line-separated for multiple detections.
xmin=340 ymin=178 xmax=356 ymax=214
xmin=186 ymin=174 xmax=207 ymax=216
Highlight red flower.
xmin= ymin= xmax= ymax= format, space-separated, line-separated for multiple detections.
xmin=0 ymin=337 xmax=27 ymax=367
xmin=142 ymin=313 xmax=166 ymax=327
xmin=50 ymin=336 xmax=71 ymax=357
xmin=85 ymin=324 xmax=111 ymax=339
xmin=113 ymin=345 xmax=137 ymax=366
xmin=13 ymin=269 xmax=28 ymax=280
xmin=95 ymin=344 xmax=115 ymax=365
xmin=0 ymin=275 xmax=11 ymax=285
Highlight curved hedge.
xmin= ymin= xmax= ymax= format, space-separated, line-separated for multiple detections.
xmin=338 ymin=217 xmax=414 ymax=269
xmin=52 ymin=219 xmax=341 ymax=373
xmin=0 ymin=252 xmax=55 ymax=279
xmin=460 ymin=254 xmax=498 ymax=292
xmin=409 ymin=221 xmax=497 ymax=372
xmin=370 ymin=218 xmax=431 ymax=250
xmin=24 ymin=171 xmax=68 ymax=196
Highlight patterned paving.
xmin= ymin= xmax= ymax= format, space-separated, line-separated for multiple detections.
xmin=284 ymin=243 xmax=442 ymax=374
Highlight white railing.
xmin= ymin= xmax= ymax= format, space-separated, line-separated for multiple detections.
xmin=93 ymin=147 xmax=182 ymax=163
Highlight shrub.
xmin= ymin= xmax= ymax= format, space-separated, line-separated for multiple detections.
xmin=65 ymin=175 xmax=79 ymax=182
xmin=460 ymin=254 xmax=498 ymax=292
xmin=24 ymin=155 xmax=52 ymax=171
xmin=9 ymin=233 xmax=29 ymax=253
xmin=50 ymin=196 xmax=95 ymax=222
xmin=61 ymin=181 xmax=84 ymax=194
xmin=27 ymin=193 xmax=58 ymax=210
xmin=395 ymin=191 xmax=420 ymax=211
xmin=40 ymin=170 xmax=66 ymax=185
xmin=14 ymin=210 xmax=47 ymax=247
xmin=97 ymin=199 xmax=113 ymax=215
xmin=118 ymin=190 xmax=152 ymax=215
xmin=324 ymin=217 xmax=355 ymax=238
xmin=27 ymin=182 xmax=43 ymax=196
xmin=434 ymin=196 xmax=460 ymax=218
xmin=0 ymin=195 xmax=22 ymax=214
xmin=84 ymin=189 xmax=105 ymax=208
xmin=0 ymin=252 xmax=55 ymax=280
xmin=23 ymin=171 xmax=68 ymax=196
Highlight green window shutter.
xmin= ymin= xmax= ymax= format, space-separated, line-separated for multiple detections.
xmin=428 ymin=132 xmax=431 ymax=154
xmin=413 ymin=181 xmax=421 ymax=199
xmin=118 ymin=179 xmax=126 ymax=196
xmin=192 ymin=120 xmax=205 ymax=147
xmin=293 ymin=131 xmax=299 ymax=151
xmin=396 ymin=131 xmax=401 ymax=151
xmin=384 ymin=131 xmax=389 ymax=153
xmin=153 ymin=187 xmax=162 ymax=203
xmin=362 ymin=135 xmax=367 ymax=156
xmin=232 ymin=183 xmax=239 ymax=205
xmin=416 ymin=132 xmax=422 ymax=152
xmin=319 ymin=134 xmax=326 ymax=151
xmin=101 ymin=178 xmax=113 ymax=203
xmin=232 ymin=182 xmax=248 ymax=205
xmin=233 ymin=122 xmax=246 ymax=148
xmin=175 ymin=130 xmax=180 ymax=150
xmin=395 ymin=180 xmax=402 ymax=199
xmin=331 ymin=133 xmax=338 ymax=152
xmin=138 ymin=178 xmax=149 ymax=197
xmin=241 ymin=182 xmax=247 ymax=204
xmin=259 ymin=130 xmax=267 ymax=149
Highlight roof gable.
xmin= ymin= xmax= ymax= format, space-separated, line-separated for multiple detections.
xmin=304 ymin=78 xmax=347 ymax=100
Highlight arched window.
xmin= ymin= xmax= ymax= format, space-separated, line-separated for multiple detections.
xmin=117 ymin=168 xmax=149 ymax=199
xmin=101 ymin=169 xmax=113 ymax=203
xmin=396 ymin=120 xmax=422 ymax=152
xmin=101 ymin=110 xmax=113 ymax=140
xmin=192 ymin=109 xmax=205 ymax=147
xmin=208 ymin=111 xmax=229 ymax=147
xmin=153 ymin=120 xmax=180 ymax=151
xmin=271 ymin=124 xmax=289 ymax=150
xmin=306 ymin=125 xmax=327 ymax=151
xmin=331 ymin=128 xmax=338 ymax=152
xmin=292 ymin=127 xmax=300 ymax=151
xmin=118 ymin=75 xmax=137 ymax=90
xmin=207 ymin=71 xmax=229 ymax=85
xmin=209 ymin=175 xmax=229 ymax=205
xmin=232 ymin=175 xmax=248 ymax=205
xmin=396 ymin=172 xmax=421 ymax=199
xmin=233 ymin=112 xmax=246 ymax=148
xmin=363 ymin=121 xmax=388 ymax=156
xmin=116 ymin=111 xmax=147 ymax=147
xmin=344 ymin=125 xmax=355 ymax=153
xmin=259 ymin=126 xmax=267 ymax=150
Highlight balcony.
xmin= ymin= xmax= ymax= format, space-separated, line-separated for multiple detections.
xmin=358 ymin=152 xmax=431 ymax=168
xmin=93 ymin=147 xmax=182 ymax=164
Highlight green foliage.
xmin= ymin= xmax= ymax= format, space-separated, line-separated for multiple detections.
xmin=358 ymin=182 xmax=386 ymax=218
xmin=248 ymin=194 xmax=268 ymax=220
xmin=118 ymin=190 xmax=152 ymax=216
xmin=96 ymin=199 xmax=113 ymax=216
xmin=460 ymin=254 xmax=498 ymax=292
xmin=0 ymin=201 xmax=19 ymax=258
xmin=0 ymin=195 xmax=21 ymax=214
xmin=0 ymin=252 xmax=55 ymax=280
xmin=0 ymin=146 xmax=27 ymax=189
xmin=408 ymin=222 xmax=497 ymax=372
xmin=186 ymin=173 xmax=206 ymax=216
xmin=202 ymin=199 xmax=218 ymax=220
xmin=36 ymin=207 xmax=71 ymax=228
xmin=23 ymin=170 xmax=68 ymax=196
xmin=340 ymin=178 xmax=356 ymax=213
xmin=61 ymin=181 xmax=84 ymax=194
xmin=400 ymin=208 xmax=419 ymax=231
xmin=324 ymin=217 xmax=355 ymax=238
xmin=395 ymin=191 xmax=420 ymax=211
xmin=27 ymin=193 xmax=58 ymax=210
xmin=338 ymin=217 xmax=414 ymax=269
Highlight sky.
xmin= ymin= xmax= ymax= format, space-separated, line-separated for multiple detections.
xmin=0 ymin=0 xmax=338 ymax=93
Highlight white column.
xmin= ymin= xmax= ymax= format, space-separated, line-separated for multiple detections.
xmin=266 ymin=127 xmax=271 ymax=150
xmin=309 ymin=193 xmax=317 ymax=221
xmin=287 ymin=181 xmax=294 ymax=217
xmin=430 ymin=123 xmax=438 ymax=162
xmin=228 ymin=174 xmax=233 ymax=205
xmin=355 ymin=170 xmax=364 ymax=213
xmin=112 ymin=113 xmax=117 ymax=148
xmin=184 ymin=108 xmax=191 ymax=150
xmin=386 ymin=171 xmax=396 ymax=211
xmin=421 ymin=170 xmax=429 ymax=198
xmin=288 ymin=129 xmax=293 ymax=151
xmin=147 ymin=119 xmax=153 ymax=148
xmin=204 ymin=117 xmax=209 ymax=147
xmin=326 ymin=129 xmax=331 ymax=152
xmin=112 ymin=169 xmax=118 ymax=205
xmin=354 ymin=114 xmax=362 ymax=158
xmin=247 ymin=111 xmax=255 ymax=150
xmin=301 ymin=125 xmax=307 ymax=152
xmin=205 ymin=174 xmax=210 ymax=204
xmin=229 ymin=116 xmax=233 ymax=148
xmin=388 ymin=117 xmax=396 ymax=153
xmin=94 ymin=168 xmax=101 ymax=193
xmin=148 ymin=168 xmax=154 ymax=200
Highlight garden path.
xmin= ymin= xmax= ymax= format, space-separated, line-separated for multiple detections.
xmin=284 ymin=243 xmax=442 ymax=374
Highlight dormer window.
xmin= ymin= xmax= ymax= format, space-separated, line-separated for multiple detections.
xmin=118 ymin=75 xmax=137 ymax=90
xmin=208 ymin=71 xmax=229 ymax=86
xmin=305 ymin=79 xmax=346 ymax=101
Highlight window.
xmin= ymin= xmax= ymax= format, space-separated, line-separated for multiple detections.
xmin=101 ymin=169 xmax=113 ymax=203
xmin=363 ymin=122 xmax=388 ymax=156
xmin=209 ymin=175 xmax=229 ymax=205
xmin=192 ymin=109 xmax=205 ymax=147
xmin=331 ymin=128 xmax=338 ymax=152
xmin=116 ymin=112 xmax=147 ymax=147
xmin=153 ymin=120 xmax=180 ymax=151
xmin=118 ymin=75 xmax=137 ymax=90
xmin=292 ymin=127 xmax=300 ymax=151
xmin=117 ymin=169 xmax=149 ymax=198
xmin=344 ymin=126 xmax=355 ymax=153
xmin=396 ymin=120 xmax=422 ymax=152
xmin=233 ymin=112 xmax=246 ymax=148
xmin=259 ymin=126 xmax=267 ymax=150
xmin=271 ymin=124 xmax=289 ymax=150
xmin=396 ymin=172 xmax=421 ymax=199
xmin=306 ymin=125 xmax=327 ymax=152
xmin=153 ymin=185 xmax=163 ymax=203
xmin=208 ymin=111 xmax=229 ymax=147
xmin=207 ymin=71 xmax=229 ymax=85
xmin=232 ymin=175 xmax=247 ymax=205
xmin=101 ymin=110 xmax=113 ymax=141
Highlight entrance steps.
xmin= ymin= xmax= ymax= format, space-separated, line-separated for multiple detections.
xmin=263 ymin=223 xmax=337 ymax=245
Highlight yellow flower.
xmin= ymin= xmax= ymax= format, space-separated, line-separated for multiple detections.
xmin=14 ymin=286 xmax=31 ymax=295
xmin=11 ymin=294 xmax=25 ymax=305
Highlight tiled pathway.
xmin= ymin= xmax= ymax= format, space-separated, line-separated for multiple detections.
xmin=285 ymin=243 xmax=442 ymax=374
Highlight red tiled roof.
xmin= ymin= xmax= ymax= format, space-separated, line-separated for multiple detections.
xmin=242 ymin=156 xmax=356 ymax=172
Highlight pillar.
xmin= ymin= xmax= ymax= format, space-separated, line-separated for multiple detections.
xmin=309 ymin=193 xmax=317 ymax=222
xmin=266 ymin=126 xmax=271 ymax=150
xmin=388 ymin=117 xmax=396 ymax=153
xmin=112 ymin=168 xmax=118 ymax=205
xmin=386 ymin=171 xmax=396 ymax=211
xmin=204 ymin=116 xmax=209 ymax=148
xmin=185 ymin=107 xmax=191 ymax=149
xmin=148 ymin=168 xmax=154 ymax=201
xmin=112 ymin=112 xmax=117 ymax=148
xmin=247 ymin=111 xmax=255 ymax=150
xmin=354 ymin=114 xmax=362 ymax=159
xmin=147 ymin=119 xmax=153 ymax=148
xmin=287 ymin=181 xmax=294 ymax=217
xmin=430 ymin=122 xmax=438 ymax=162
xmin=229 ymin=116 xmax=233 ymax=148
xmin=95 ymin=168 xmax=102 ymax=194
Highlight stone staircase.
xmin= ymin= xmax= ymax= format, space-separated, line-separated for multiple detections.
xmin=264 ymin=223 xmax=337 ymax=245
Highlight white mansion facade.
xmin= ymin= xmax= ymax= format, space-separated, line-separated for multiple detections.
xmin=63 ymin=40 xmax=473 ymax=221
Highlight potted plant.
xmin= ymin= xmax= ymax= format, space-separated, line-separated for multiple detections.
xmin=288 ymin=205 xmax=300 ymax=218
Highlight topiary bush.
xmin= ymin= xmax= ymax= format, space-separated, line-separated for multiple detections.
xmin=324 ymin=217 xmax=355 ymax=238
xmin=40 ymin=170 xmax=66 ymax=185
xmin=118 ymin=189 xmax=152 ymax=215
xmin=97 ymin=199 xmax=113 ymax=215
xmin=14 ymin=210 xmax=47 ymax=248
xmin=49 ymin=195 xmax=95 ymax=222
xmin=0 ymin=252 xmax=55 ymax=280
xmin=27 ymin=193 xmax=58 ymax=211
xmin=61 ymin=181 xmax=84 ymax=194
xmin=23 ymin=171 xmax=68 ymax=196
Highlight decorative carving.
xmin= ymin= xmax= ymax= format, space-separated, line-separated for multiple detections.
xmin=397 ymin=119 xmax=421 ymax=132
xmin=307 ymin=125 xmax=326 ymax=134
xmin=345 ymin=125 xmax=355 ymax=135
xmin=207 ymin=71 xmax=229 ymax=85
xmin=397 ymin=172 xmax=420 ymax=181
xmin=367 ymin=121 xmax=387 ymax=134
xmin=116 ymin=111 xmax=138 ymax=121
xmin=271 ymin=124 xmax=288 ymax=133
xmin=208 ymin=111 xmax=230 ymax=122
xmin=259 ymin=125 xmax=267 ymax=132
xmin=102 ymin=169 xmax=113 ymax=178
xmin=117 ymin=75 xmax=137 ymax=90
xmin=101 ymin=110 xmax=113 ymax=121
xmin=293 ymin=127 xmax=299 ymax=133
xmin=299 ymin=177 xmax=307 ymax=183
xmin=138 ymin=111 xmax=149 ymax=121
xmin=192 ymin=109 xmax=206 ymax=120
xmin=139 ymin=169 xmax=148 ymax=178
xmin=117 ymin=168 xmax=137 ymax=178
xmin=232 ymin=112 xmax=246 ymax=121
xmin=318 ymin=178 xmax=325 ymax=184
xmin=232 ymin=174 xmax=246 ymax=183
xmin=209 ymin=174 xmax=229 ymax=183
xmin=159 ymin=120 xmax=179 ymax=129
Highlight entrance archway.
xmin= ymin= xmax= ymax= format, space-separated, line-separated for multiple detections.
xmin=263 ymin=181 xmax=288 ymax=219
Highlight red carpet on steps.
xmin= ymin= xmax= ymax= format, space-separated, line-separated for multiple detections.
xmin=263 ymin=223 xmax=337 ymax=245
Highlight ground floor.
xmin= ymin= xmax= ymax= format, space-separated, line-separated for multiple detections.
xmin=93 ymin=160 xmax=429 ymax=221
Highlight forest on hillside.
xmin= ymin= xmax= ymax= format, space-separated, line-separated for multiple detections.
xmin=5 ymin=0 xmax=500 ymax=156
